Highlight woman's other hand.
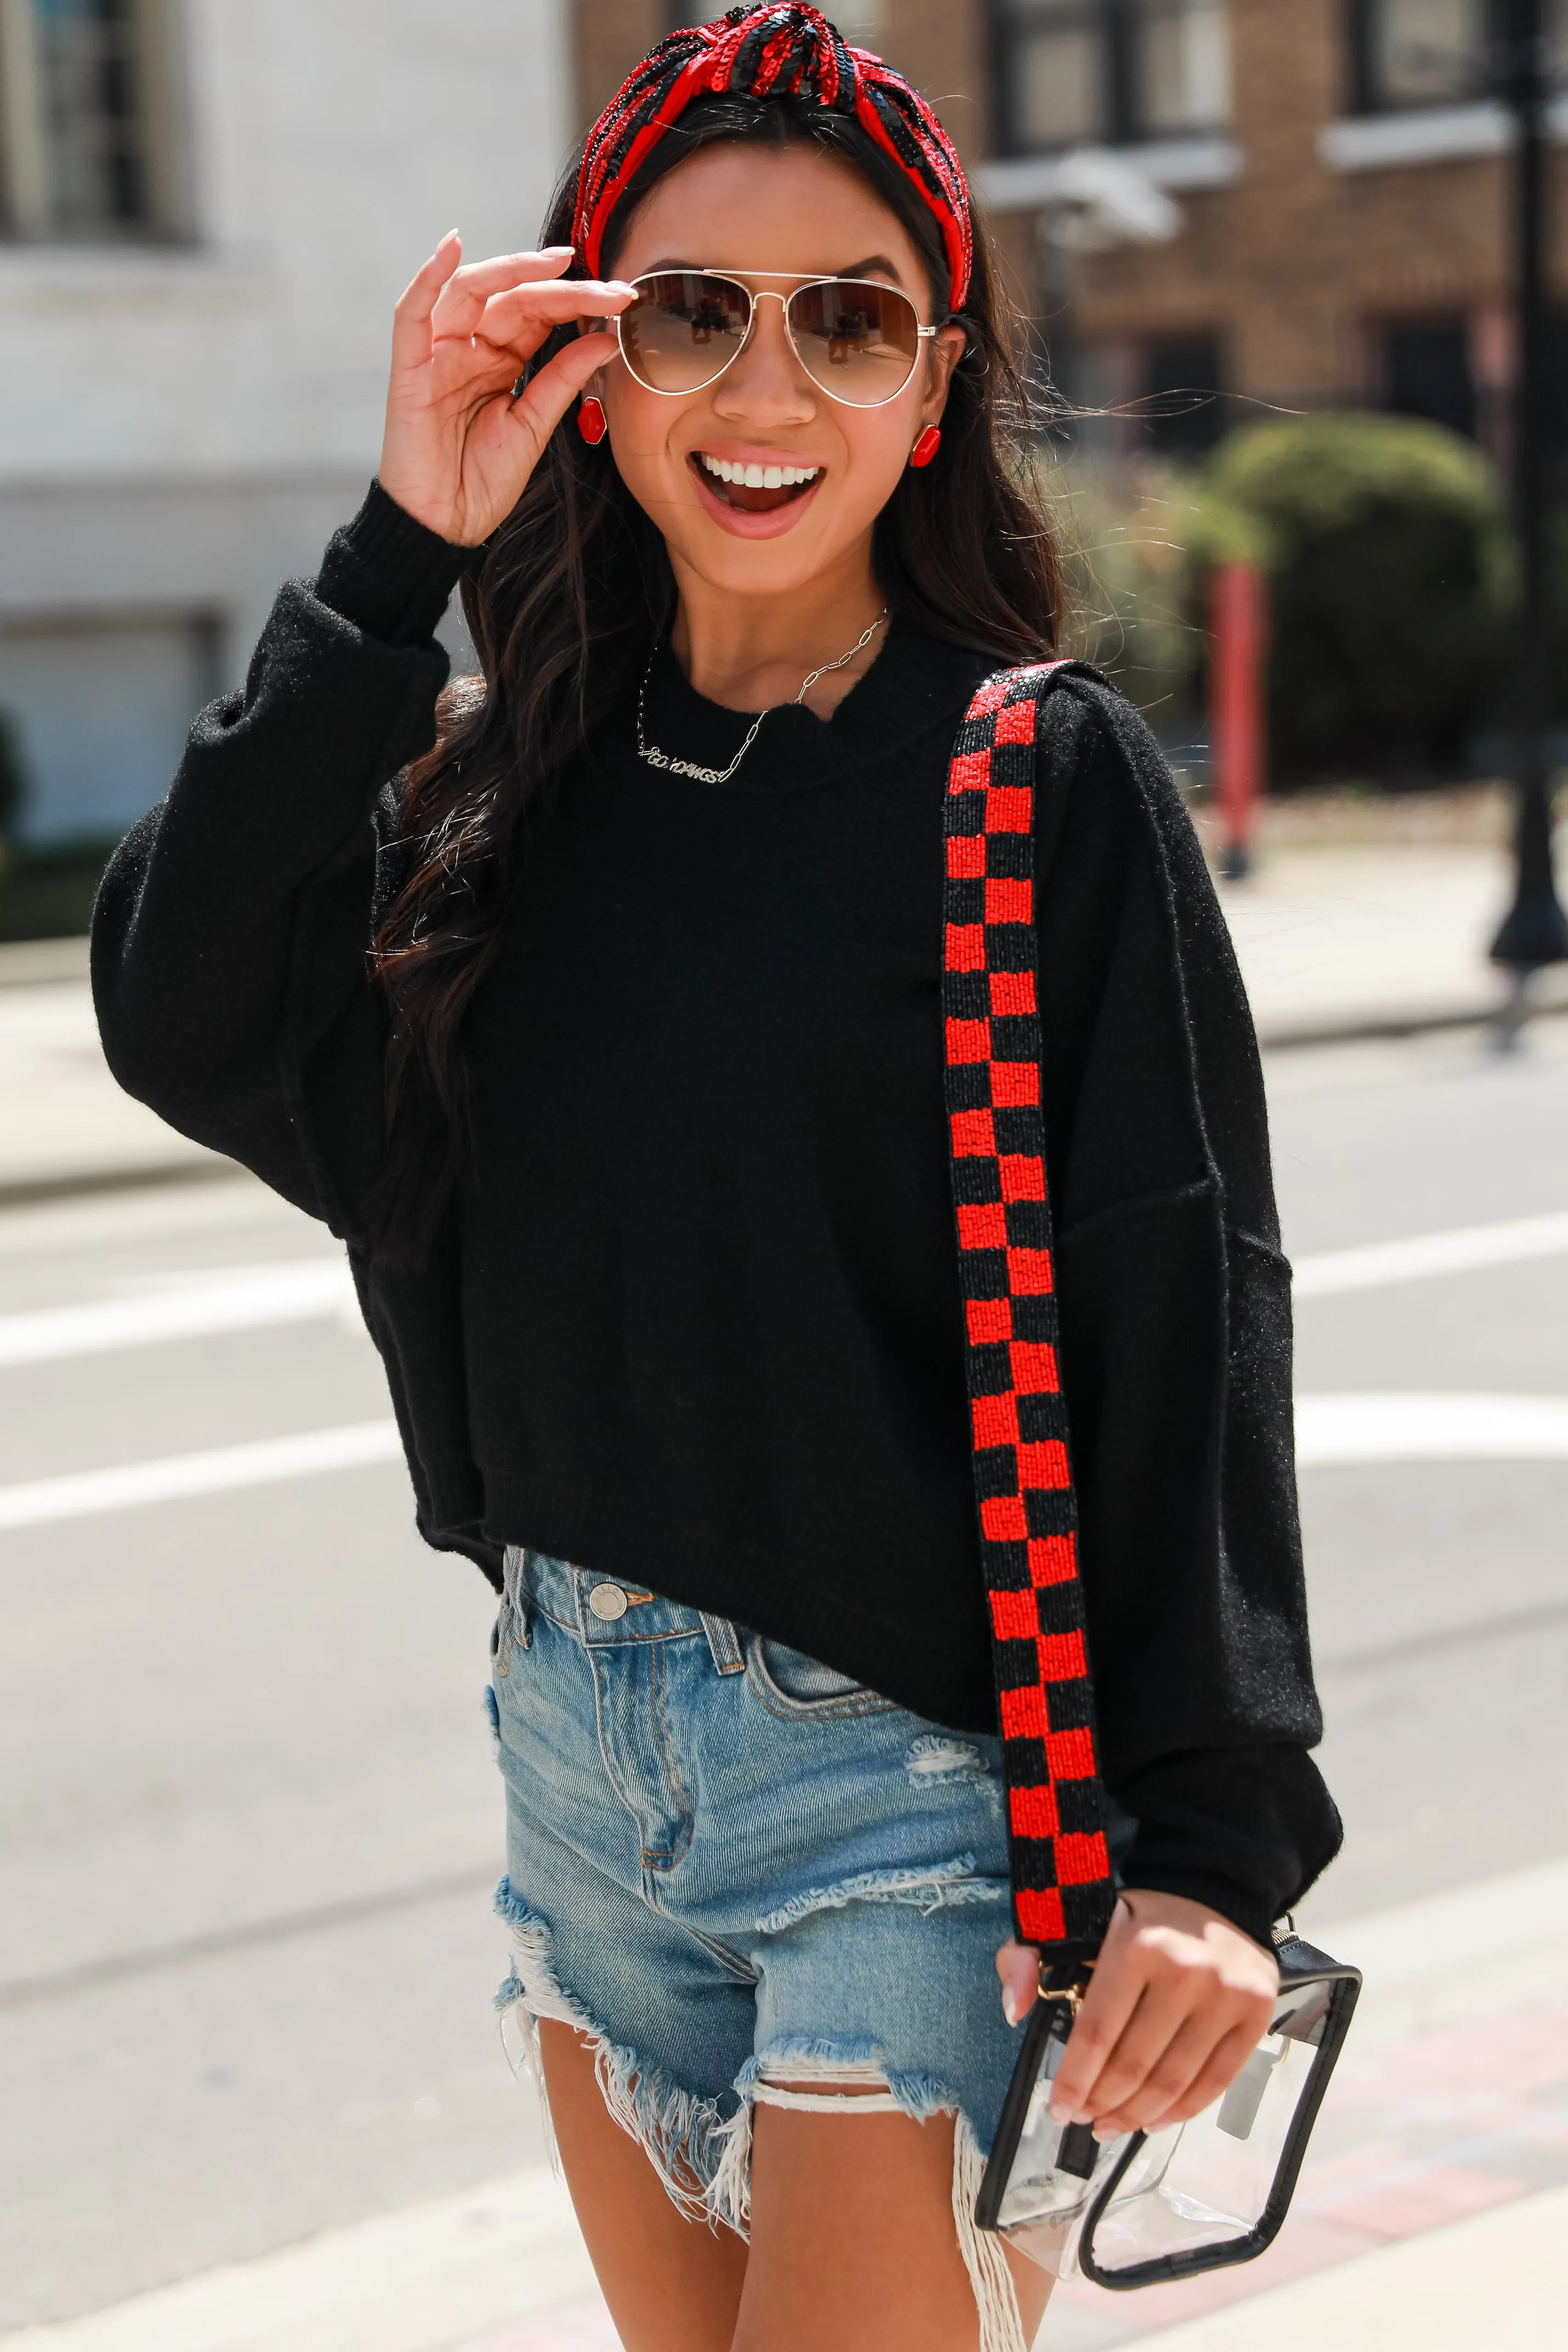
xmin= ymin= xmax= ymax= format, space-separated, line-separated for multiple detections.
xmin=377 ymin=235 xmax=635 ymax=547
xmin=994 ymin=1890 xmax=1279 ymax=2138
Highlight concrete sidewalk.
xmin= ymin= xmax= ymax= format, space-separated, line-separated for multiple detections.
xmin=4 ymin=794 xmax=1566 ymax=1206
xmin=0 ymin=937 xmax=227 ymax=1205
xmin=1200 ymin=810 xmax=1568 ymax=1044
xmin=7 ymin=1856 xmax=1566 ymax=2352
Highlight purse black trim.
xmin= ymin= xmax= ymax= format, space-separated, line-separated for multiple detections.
xmin=1075 ymin=1937 xmax=1361 ymax=2290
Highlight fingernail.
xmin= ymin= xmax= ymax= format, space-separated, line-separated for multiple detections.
xmin=1002 ymin=1986 xmax=1018 ymax=2027
xmin=1092 ymin=2120 xmax=1120 ymax=2141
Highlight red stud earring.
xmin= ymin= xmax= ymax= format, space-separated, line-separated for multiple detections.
xmin=910 ymin=425 xmax=942 ymax=468
xmin=578 ymin=396 xmax=608 ymax=445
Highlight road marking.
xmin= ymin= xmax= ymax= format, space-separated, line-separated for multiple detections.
xmin=0 ymin=1259 xmax=356 ymax=1367
xmin=1295 ymin=1391 xmax=1568 ymax=1465
xmin=0 ymin=1421 xmax=401 ymax=1530
xmin=1293 ymin=1208 xmax=1568 ymax=1297
xmin=2 ymin=1389 xmax=1565 ymax=1533
xmin=0 ymin=1208 xmax=1563 ymax=1371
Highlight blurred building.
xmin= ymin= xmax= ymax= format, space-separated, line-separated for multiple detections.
xmin=576 ymin=3 xmax=1568 ymax=465
xmin=0 ymin=1 xmax=569 ymax=849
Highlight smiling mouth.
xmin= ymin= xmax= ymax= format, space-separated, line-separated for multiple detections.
xmin=690 ymin=451 xmax=822 ymax=512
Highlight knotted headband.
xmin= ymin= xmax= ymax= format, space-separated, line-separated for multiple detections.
xmin=943 ymin=662 xmax=1117 ymax=1954
xmin=573 ymin=5 xmax=973 ymax=314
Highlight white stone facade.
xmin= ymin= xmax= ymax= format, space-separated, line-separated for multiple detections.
xmin=0 ymin=0 xmax=570 ymax=845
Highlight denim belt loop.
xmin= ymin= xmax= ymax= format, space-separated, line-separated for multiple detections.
xmin=701 ymin=1612 xmax=746 ymax=1675
xmin=501 ymin=1544 xmax=534 ymax=1655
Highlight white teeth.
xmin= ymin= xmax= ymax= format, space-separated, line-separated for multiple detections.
xmin=697 ymin=453 xmax=820 ymax=488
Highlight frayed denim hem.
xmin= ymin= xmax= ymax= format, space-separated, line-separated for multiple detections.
xmin=490 ymin=1881 xmax=1026 ymax=2352
xmin=493 ymin=1876 xmax=746 ymax=2231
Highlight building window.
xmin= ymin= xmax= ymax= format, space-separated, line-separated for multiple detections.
xmin=0 ymin=612 xmax=219 ymax=848
xmin=1144 ymin=331 xmax=1225 ymax=454
xmin=993 ymin=0 xmax=1231 ymax=157
xmin=0 ymin=0 xmax=186 ymax=241
xmin=1382 ymin=318 xmax=1478 ymax=437
xmin=1132 ymin=0 xmax=1231 ymax=136
xmin=1350 ymin=0 xmax=1568 ymax=115
xmin=1000 ymin=3 xmax=1105 ymax=153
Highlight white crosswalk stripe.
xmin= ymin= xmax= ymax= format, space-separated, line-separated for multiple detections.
xmin=0 ymin=1422 xmax=402 ymax=1530
xmin=0 ymin=1209 xmax=1564 ymax=1372
xmin=1291 ymin=1209 xmax=1568 ymax=1298
xmin=1295 ymin=1390 xmax=1568 ymax=1466
xmin=0 ymin=1259 xmax=356 ymax=1366
xmin=0 ymin=1390 xmax=1565 ymax=1535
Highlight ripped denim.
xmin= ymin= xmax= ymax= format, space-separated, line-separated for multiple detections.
xmin=487 ymin=1547 xmax=1027 ymax=2352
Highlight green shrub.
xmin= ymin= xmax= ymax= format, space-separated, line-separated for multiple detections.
xmin=1046 ymin=462 xmax=1214 ymax=740
xmin=1198 ymin=412 xmax=1513 ymax=779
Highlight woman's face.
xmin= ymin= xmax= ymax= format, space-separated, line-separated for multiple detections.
xmin=590 ymin=142 xmax=965 ymax=601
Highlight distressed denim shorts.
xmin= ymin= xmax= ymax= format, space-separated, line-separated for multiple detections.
xmin=486 ymin=1547 xmax=1029 ymax=2344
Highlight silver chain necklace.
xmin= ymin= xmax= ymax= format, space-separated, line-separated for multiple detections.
xmin=636 ymin=609 xmax=890 ymax=786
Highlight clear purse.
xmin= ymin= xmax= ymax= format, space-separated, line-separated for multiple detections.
xmin=975 ymin=1926 xmax=1361 ymax=2287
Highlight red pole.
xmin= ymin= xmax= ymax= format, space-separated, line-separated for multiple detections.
xmin=1208 ymin=562 xmax=1269 ymax=881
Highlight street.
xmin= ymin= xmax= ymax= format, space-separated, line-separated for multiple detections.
xmin=1 ymin=1012 xmax=1566 ymax=2334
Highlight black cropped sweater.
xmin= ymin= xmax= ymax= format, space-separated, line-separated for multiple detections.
xmin=91 ymin=485 xmax=1340 ymax=1947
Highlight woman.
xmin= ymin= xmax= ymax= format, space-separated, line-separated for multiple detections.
xmin=93 ymin=11 xmax=1339 ymax=2350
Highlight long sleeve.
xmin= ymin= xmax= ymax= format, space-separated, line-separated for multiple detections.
xmin=1033 ymin=677 xmax=1341 ymax=1947
xmin=90 ymin=487 xmax=470 ymax=1230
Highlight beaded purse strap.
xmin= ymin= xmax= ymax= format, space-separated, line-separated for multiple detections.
xmin=942 ymin=663 xmax=1117 ymax=1956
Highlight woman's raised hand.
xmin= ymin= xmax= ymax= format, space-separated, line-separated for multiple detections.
xmin=378 ymin=235 xmax=635 ymax=548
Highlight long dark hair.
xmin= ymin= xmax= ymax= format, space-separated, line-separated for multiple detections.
xmin=364 ymin=95 xmax=1066 ymax=1265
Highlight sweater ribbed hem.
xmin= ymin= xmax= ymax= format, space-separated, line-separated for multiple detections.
xmin=316 ymin=480 xmax=475 ymax=647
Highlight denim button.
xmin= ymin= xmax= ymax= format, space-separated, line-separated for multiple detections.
xmin=588 ymin=1582 xmax=629 ymax=1621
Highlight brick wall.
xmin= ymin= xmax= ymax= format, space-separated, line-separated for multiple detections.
xmin=993 ymin=0 xmax=1568 ymax=416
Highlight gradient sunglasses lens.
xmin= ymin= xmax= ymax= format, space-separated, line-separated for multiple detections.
xmin=785 ymin=279 xmax=923 ymax=406
xmin=619 ymin=272 xmax=752 ymax=393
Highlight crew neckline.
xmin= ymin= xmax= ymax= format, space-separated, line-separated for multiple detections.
xmin=630 ymin=615 xmax=999 ymax=793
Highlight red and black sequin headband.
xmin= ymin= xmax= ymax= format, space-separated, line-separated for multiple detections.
xmin=572 ymin=5 xmax=973 ymax=315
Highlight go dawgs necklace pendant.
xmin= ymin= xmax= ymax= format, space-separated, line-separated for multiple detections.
xmin=636 ymin=609 xmax=888 ymax=786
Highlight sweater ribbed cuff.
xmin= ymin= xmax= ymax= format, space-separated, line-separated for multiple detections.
xmin=315 ymin=480 xmax=476 ymax=648
xmin=1117 ymin=1867 xmax=1280 ymax=1954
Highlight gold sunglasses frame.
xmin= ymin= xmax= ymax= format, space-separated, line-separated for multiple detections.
xmin=614 ymin=268 xmax=942 ymax=409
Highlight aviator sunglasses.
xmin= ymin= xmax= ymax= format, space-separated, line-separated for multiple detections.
xmin=614 ymin=269 xmax=943 ymax=409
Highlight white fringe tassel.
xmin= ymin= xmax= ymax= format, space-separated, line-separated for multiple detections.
xmin=952 ymin=2112 xmax=1029 ymax=2352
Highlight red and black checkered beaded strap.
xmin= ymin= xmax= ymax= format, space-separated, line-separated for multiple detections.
xmin=943 ymin=663 xmax=1117 ymax=1956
